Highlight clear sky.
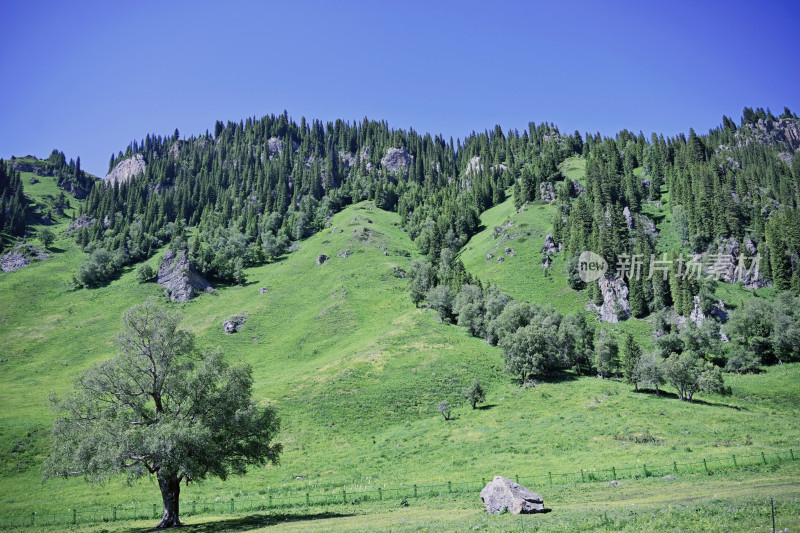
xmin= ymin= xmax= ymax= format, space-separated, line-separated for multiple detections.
xmin=1 ymin=0 xmax=799 ymax=177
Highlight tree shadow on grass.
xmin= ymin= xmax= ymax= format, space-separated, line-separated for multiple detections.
xmin=632 ymin=388 xmax=743 ymax=410
xmin=127 ymin=511 xmax=354 ymax=533
xmin=477 ymin=404 xmax=498 ymax=410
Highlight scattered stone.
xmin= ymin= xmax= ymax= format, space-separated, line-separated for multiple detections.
xmin=609 ymin=480 xmax=620 ymax=487
xmin=105 ymin=153 xmax=146 ymax=185
xmin=260 ymin=287 xmax=269 ymax=294
xmin=662 ymin=475 xmax=676 ymax=480
xmin=316 ymin=254 xmax=329 ymax=265
xmin=486 ymin=253 xmax=494 ymax=260
xmin=252 ymin=337 xmax=259 ymax=342
xmin=480 ymin=476 xmax=544 ymax=515
xmin=157 ymin=248 xmax=212 ymax=302
xmin=497 ymin=257 xmax=504 ymax=263
xmin=1 ymin=245 xmax=50 ymax=272
xmin=29 ymin=176 xmax=39 ymax=184
xmin=222 ymin=313 xmax=247 ymax=334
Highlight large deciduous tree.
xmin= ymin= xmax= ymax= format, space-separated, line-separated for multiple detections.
xmin=43 ymin=299 xmax=282 ymax=529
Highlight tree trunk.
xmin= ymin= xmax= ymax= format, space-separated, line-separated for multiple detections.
xmin=155 ymin=471 xmax=182 ymax=529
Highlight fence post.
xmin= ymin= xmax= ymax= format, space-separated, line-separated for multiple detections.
xmin=703 ymin=459 xmax=709 ymax=475
xmin=673 ymin=462 xmax=678 ymax=474
xmin=113 ymin=505 xmax=117 ymax=521
xmin=643 ymin=464 xmax=648 ymax=478
xmin=732 ymin=455 xmax=737 ymax=468
xmin=72 ymin=508 xmax=77 ymax=525
xmin=230 ymin=499 xmax=234 ymax=513
xmin=515 ymin=475 xmax=519 ymax=484
xmin=581 ymin=470 xmax=585 ymax=483
xmin=414 ymin=484 xmax=418 ymax=498
xmin=548 ymin=472 xmax=552 ymax=486
xmin=378 ymin=487 xmax=382 ymax=501
xmin=612 ymin=467 xmax=616 ymax=480
xmin=31 ymin=513 xmax=35 ymax=527
xmin=342 ymin=490 xmax=347 ymax=504
xmin=448 ymin=481 xmax=452 ymax=494
xmin=268 ymin=494 xmax=272 ymax=508
xmin=791 ymin=448 xmax=795 ymax=461
xmin=153 ymin=503 xmax=157 ymax=518
xmin=762 ymin=452 xmax=767 ymax=465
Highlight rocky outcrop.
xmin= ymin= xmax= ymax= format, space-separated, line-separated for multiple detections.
xmin=480 ymin=476 xmax=544 ymax=515
xmin=738 ymin=117 xmax=800 ymax=155
xmin=541 ymin=233 xmax=560 ymax=255
xmin=267 ymin=137 xmax=299 ymax=155
xmin=316 ymin=254 xmax=329 ymax=265
xmin=66 ymin=214 xmax=96 ymax=236
xmin=706 ymin=237 xmax=769 ymax=289
xmin=1 ymin=245 xmax=50 ymax=272
xmin=381 ymin=147 xmax=412 ymax=173
xmin=223 ymin=313 xmax=247 ymax=334
xmin=623 ymin=206 xmax=634 ymax=230
xmin=539 ymin=182 xmax=556 ymax=203
xmin=589 ymin=275 xmax=630 ymax=322
xmin=157 ymin=248 xmax=212 ymax=302
xmin=689 ymin=295 xmax=729 ymax=328
xmin=105 ymin=154 xmax=146 ymax=185
xmin=571 ymin=180 xmax=586 ymax=196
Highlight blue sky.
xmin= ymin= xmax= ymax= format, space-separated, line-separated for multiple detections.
xmin=1 ymin=0 xmax=799 ymax=177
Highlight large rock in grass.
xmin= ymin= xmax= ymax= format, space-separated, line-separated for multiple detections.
xmin=157 ymin=248 xmax=212 ymax=302
xmin=480 ymin=476 xmax=544 ymax=514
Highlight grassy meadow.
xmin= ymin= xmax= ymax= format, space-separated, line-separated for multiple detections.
xmin=0 ymin=167 xmax=798 ymax=531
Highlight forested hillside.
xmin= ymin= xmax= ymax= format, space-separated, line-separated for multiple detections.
xmin=63 ymin=108 xmax=800 ymax=374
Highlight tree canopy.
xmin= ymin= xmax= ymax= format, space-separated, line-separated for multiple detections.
xmin=44 ymin=299 xmax=282 ymax=529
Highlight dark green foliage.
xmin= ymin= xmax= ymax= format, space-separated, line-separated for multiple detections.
xmin=662 ymin=350 xmax=725 ymax=401
xmin=37 ymin=228 xmax=54 ymax=249
xmin=135 ymin=263 xmax=155 ymax=283
xmin=43 ymin=299 xmax=281 ymax=528
xmin=593 ymin=332 xmax=619 ymax=379
xmin=462 ymin=379 xmax=485 ymax=409
xmin=622 ymin=333 xmax=643 ymax=389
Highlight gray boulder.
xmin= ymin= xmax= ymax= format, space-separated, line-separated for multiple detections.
xmin=223 ymin=313 xmax=247 ymax=334
xmin=157 ymin=248 xmax=212 ymax=302
xmin=542 ymin=233 xmax=559 ymax=255
xmin=316 ymin=254 xmax=329 ymax=265
xmin=571 ymin=180 xmax=586 ymax=196
xmin=480 ymin=476 xmax=544 ymax=515
xmin=539 ymin=182 xmax=556 ymax=203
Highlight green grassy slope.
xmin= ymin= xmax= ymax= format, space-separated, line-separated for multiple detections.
xmin=1 ymin=173 xmax=798 ymax=527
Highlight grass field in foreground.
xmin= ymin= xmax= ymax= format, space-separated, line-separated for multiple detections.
xmin=4 ymin=461 xmax=799 ymax=531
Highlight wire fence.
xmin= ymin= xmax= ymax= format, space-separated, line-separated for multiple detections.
xmin=1 ymin=448 xmax=796 ymax=529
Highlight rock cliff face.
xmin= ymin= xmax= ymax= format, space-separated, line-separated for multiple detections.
xmin=105 ymin=154 xmax=146 ymax=185
xmin=381 ymin=147 xmax=412 ymax=173
xmin=157 ymin=248 xmax=212 ymax=302
xmin=739 ymin=117 xmax=800 ymax=154
xmin=588 ymin=275 xmax=630 ymax=323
